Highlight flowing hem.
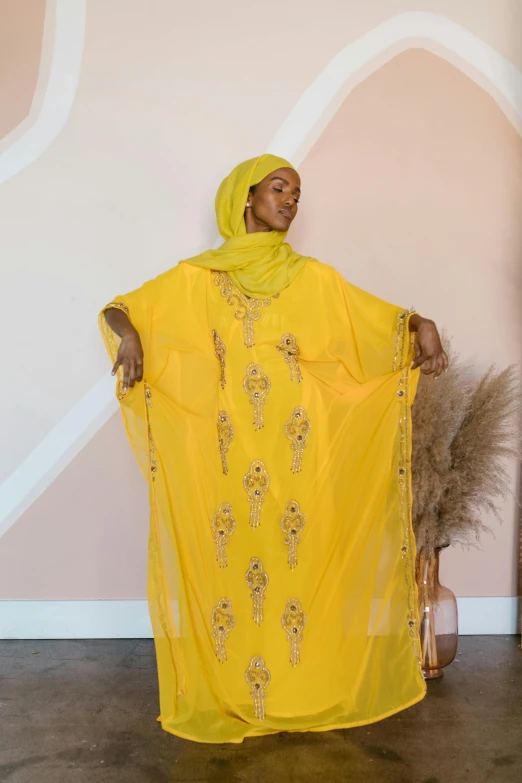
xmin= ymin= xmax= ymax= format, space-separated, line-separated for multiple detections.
xmin=157 ymin=687 xmax=427 ymax=744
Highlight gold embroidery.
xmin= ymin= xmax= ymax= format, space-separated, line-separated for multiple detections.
xmin=245 ymin=557 xmax=269 ymax=625
xmin=245 ymin=656 xmax=271 ymax=721
xmin=211 ymin=503 xmax=236 ymax=568
xmin=105 ymin=301 xmax=129 ymax=315
xmin=395 ymin=310 xmax=424 ymax=678
xmin=280 ymin=500 xmax=306 ymax=570
xmin=212 ymin=330 xmax=227 ymax=389
xmin=393 ymin=309 xmax=414 ymax=372
xmin=217 ymin=411 xmax=234 ymax=475
xmin=281 ymin=599 xmax=306 ymax=666
xmin=144 ymin=384 xmax=157 ymax=480
xmin=212 ymin=271 xmax=279 ymax=348
xmin=243 ymin=460 xmax=270 ymax=528
xmin=243 ymin=363 xmax=271 ymax=430
xmin=277 ymin=333 xmax=303 ymax=384
xmin=149 ymin=436 xmax=157 ymax=479
xmin=102 ymin=303 xmax=132 ymax=400
xmin=284 ymin=407 xmax=311 ymax=473
xmin=211 ymin=598 xmax=235 ymax=663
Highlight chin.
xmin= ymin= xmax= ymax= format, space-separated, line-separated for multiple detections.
xmin=270 ymin=217 xmax=293 ymax=232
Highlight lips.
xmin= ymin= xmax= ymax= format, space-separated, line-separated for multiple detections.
xmin=280 ymin=208 xmax=293 ymax=220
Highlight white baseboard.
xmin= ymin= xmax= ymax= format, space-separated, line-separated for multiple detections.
xmin=0 ymin=600 xmax=153 ymax=639
xmin=0 ymin=597 xmax=518 ymax=639
xmin=456 ymin=597 xmax=519 ymax=635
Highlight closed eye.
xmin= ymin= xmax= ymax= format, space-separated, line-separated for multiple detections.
xmin=273 ymin=186 xmax=299 ymax=204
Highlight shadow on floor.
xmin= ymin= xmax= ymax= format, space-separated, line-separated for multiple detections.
xmin=0 ymin=636 xmax=520 ymax=783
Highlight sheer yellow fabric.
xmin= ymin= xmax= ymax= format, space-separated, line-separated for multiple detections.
xmin=182 ymin=154 xmax=311 ymax=298
xmin=99 ymin=259 xmax=426 ymax=744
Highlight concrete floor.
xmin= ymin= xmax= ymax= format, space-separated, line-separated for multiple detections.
xmin=0 ymin=636 xmax=520 ymax=783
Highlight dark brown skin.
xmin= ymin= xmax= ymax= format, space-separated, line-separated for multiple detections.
xmin=409 ymin=313 xmax=448 ymax=376
xmin=245 ymin=166 xmax=300 ymax=234
xmin=106 ymin=165 xmax=447 ymax=389
xmin=105 ymin=307 xmax=143 ymax=389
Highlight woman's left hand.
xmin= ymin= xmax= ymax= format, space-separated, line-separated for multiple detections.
xmin=411 ymin=318 xmax=448 ymax=378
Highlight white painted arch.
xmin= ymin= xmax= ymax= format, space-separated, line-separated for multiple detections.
xmin=267 ymin=11 xmax=522 ymax=164
xmin=0 ymin=0 xmax=87 ymax=185
xmin=1 ymin=10 xmax=522 ymax=536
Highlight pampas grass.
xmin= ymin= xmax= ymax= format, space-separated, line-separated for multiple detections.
xmin=411 ymin=336 xmax=520 ymax=554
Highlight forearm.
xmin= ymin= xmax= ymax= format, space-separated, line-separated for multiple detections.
xmin=408 ymin=313 xmax=434 ymax=332
xmin=104 ymin=307 xmax=138 ymax=339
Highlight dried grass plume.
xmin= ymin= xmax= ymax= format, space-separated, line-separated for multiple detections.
xmin=411 ymin=335 xmax=520 ymax=554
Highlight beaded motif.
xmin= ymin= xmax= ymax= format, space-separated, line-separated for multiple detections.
xmin=394 ymin=309 xmax=424 ymax=678
xmin=245 ymin=557 xmax=269 ymax=626
xmin=217 ymin=411 xmax=234 ymax=475
xmin=243 ymin=460 xmax=270 ymax=528
xmin=212 ymin=330 xmax=227 ymax=389
xmin=277 ymin=333 xmax=302 ymax=384
xmin=211 ymin=503 xmax=236 ymax=568
xmin=284 ymin=407 xmax=311 ymax=473
xmin=281 ymin=598 xmax=306 ymax=666
xmin=144 ymin=384 xmax=157 ymax=480
xmin=243 ymin=363 xmax=271 ymax=430
xmin=211 ymin=598 xmax=235 ymax=663
xmin=280 ymin=500 xmax=306 ymax=570
xmin=245 ymin=656 xmax=271 ymax=721
xmin=212 ymin=271 xmax=279 ymax=348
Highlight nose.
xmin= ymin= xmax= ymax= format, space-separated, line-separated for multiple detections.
xmin=283 ymin=192 xmax=293 ymax=206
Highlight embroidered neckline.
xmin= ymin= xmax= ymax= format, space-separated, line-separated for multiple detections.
xmin=212 ymin=271 xmax=280 ymax=348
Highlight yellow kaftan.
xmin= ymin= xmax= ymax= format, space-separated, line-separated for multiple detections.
xmin=100 ymin=257 xmax=426 ymax=743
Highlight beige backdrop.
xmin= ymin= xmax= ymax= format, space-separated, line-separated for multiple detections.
xmin=0 ymin=1 xmax=520 ymax=630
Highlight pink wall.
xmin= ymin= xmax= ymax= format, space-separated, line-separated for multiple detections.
xmin=0 ymin=1 xmax=520 ymax=603
xmin=0 ymin=0 xmax=46 ymax=139
xmin=292 ymin=49 xmax=522 ymax=596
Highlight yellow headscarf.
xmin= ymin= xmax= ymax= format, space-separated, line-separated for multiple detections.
xmin=182 ymin=154 xmax=311 ymax=298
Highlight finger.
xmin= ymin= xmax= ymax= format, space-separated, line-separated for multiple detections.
xmin=434 ymin=357 xmax=445 ymax=379
xmin=112 ymin=359 xmax=121 ymax=376
xmin=411 ymin=350 xmax=428 ymax=370
xmin=442 ymin=351 xmax=449 ymax=372
xmin=429 ymin=356 xmax=439 ymax=374
xmin=136 ymin=358 xmax=144 ymax=383
xmin=420 ymin=364 xmax=434 ymax=375
xmin=420 ymin=356 xmax=437 ymax=375
xmin=122 ymin=360 xmax=130 ymax=391
xmin=128 ymin=361 xmax=137 ymax=388
xmin=434 ymin=352 xmax=444 ymax=378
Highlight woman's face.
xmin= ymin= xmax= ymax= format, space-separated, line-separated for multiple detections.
xmin=245 ymin=167 xmax=301 ymax=233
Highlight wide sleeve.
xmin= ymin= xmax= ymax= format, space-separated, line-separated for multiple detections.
xmin=98 ymin=265 xmax=182 ymax=480
xmin=99 ymin=274 xmax=161 ymax=383
xmin=330 ymin=268 xmax=417 ymax=384
xmin=98 ymin=262 xmax=209 ymax=481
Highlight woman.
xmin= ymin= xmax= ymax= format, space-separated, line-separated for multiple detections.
xmin=100 ymin=154 xmax=447 ymax=744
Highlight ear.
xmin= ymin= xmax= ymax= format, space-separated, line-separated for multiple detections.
xmin=246 ymin=185 xmax=257 ymax=208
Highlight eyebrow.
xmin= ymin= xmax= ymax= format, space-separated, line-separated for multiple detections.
xmin=269 ymin=176 xmax=301 ymax=193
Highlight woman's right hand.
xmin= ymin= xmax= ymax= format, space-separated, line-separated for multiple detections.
xmin=112 ymin=330 xmax=144 ymax=391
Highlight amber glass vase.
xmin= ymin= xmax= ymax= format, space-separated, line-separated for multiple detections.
xmin=415 ymin=547 xmax=458 ymax=680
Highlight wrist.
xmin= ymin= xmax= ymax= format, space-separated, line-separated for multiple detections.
xmin=409 ymin=314 xmax=434 ymax=332
xmin=121 ymin=324 xmax=139 ymax=341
